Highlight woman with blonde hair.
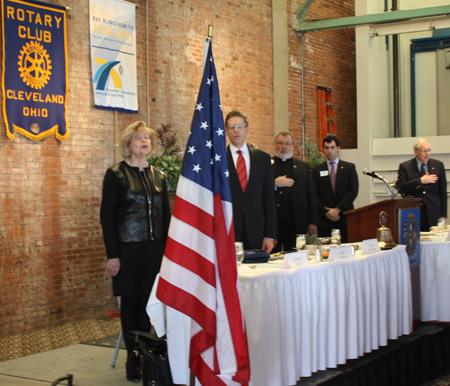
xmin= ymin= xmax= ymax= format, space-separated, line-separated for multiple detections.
xmin=100 ymin=121 xmax=171 ymax=382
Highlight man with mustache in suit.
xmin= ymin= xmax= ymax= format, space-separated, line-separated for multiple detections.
xmin=271 ymin=131 xmax=318 ymax=252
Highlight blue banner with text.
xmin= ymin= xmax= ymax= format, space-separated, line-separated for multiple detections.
xmin=1 ymin=0 xmax=69 ymax=141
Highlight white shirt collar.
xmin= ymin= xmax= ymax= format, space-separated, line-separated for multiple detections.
xmin=327 ymin=158 xmax=339 ymax=166
xmin=230 ymin=143 xmax=248 ymax=154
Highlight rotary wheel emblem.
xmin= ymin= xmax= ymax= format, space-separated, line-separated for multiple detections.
xmin=403 ymin=213 xmax=419 ymax=257
xmin=379 ymin=211 xmax=388 ymax=227
xmin=18 ymin=41 xmax=52 ymax=90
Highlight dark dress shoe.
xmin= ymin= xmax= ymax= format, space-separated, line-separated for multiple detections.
xmin=126 ymin=374 xmax=140 ymax=383
xmin=126 ymin=352 xmax=141 ymax=383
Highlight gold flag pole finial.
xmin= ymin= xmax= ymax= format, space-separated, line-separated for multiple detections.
xmin=208 ymin=25 xmax=213 ymax=37
xmin=57 ymin=0 xmax=71 ymax=10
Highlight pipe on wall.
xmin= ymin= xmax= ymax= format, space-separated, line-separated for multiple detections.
xmin=301 ymin=32 xmax=306 ymax=160
xmin=146 ymin=0 xmax=150 ymax=124
xmin=392 ymin=0 xmax=400 ymax=137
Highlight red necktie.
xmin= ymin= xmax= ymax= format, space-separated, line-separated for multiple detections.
xmin=330 ymin=161 xmax=336 ymax=193
xmin=236 ymin=150 xmax=248 ymax=192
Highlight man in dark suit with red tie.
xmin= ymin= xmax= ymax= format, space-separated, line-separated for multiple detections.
xmin=312 ymin=134 xmax=359 ymax=243
xmin=397 ymin=138 xmax=447 ymax=231
xmin=225 ymin=110 xmax=276 ymax=252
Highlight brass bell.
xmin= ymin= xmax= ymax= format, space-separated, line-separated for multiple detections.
xmin=377 ymin=211 xmax=396 ymax=249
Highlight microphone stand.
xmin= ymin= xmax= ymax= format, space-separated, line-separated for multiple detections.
xmin=363 ymin=170 xmax=399 ymax=198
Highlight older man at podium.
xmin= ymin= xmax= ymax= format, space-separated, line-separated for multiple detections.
xmin=397 ymin=138 xmax=447 ymax=232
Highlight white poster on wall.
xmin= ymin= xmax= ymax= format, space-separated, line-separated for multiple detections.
xmin=89 ymin=0 xmax=137 ymax=112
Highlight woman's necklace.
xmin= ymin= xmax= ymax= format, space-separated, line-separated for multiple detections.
xmin=126 ymin=158 xmax=147 ymax=171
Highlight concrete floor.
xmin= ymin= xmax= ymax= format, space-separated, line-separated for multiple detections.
xmin=0 ymin=344 xmax=129 ymax=386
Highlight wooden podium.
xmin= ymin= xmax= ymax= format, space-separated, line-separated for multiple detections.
xmin=345 ymin=198 xmax=421 ymax=243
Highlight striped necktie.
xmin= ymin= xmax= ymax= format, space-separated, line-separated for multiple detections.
xmin=236 ymin=150 xmax=248 ymax=192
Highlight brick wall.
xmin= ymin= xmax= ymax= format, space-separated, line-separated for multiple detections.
xmin=0 ymin=0 xmax=356 ymax=337
xmin=288 ymin=0 xmax=356 ymax=159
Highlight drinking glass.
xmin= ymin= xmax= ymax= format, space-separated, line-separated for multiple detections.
xmin=296 ymin=234 xmax=306 ymax=250
xmin=320 ymin=245 xmax=330 ymax=260
xmin=235 ymin=242 xmax=244 ymax=264
xmin=438 ymin=218 xmax=446 ymax=232
xmin=331 ymin=229 xmax=341 ymax=245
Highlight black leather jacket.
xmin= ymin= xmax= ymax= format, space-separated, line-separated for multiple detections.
xmin=100 ymin=161 xmax=171 ymax=259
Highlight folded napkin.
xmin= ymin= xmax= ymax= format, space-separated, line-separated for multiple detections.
xmin=243 ymin=249 xmax=270 ymax=264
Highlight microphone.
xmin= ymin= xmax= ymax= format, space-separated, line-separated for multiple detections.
xmin=362 ymin=169 xmax=400 ymax=198
xmin=362 ymin=169 xmax=385 ymax=181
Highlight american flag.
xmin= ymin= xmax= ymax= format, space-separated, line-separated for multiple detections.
xmin=156 ymin=38 xmax=251 ymax=386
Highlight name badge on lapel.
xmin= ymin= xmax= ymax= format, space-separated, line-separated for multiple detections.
xmin=320 ymin=170 xmax=329 ymax=177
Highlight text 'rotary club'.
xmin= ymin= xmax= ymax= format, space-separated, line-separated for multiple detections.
xmin=5 ymin=6 xmax=63 ymax=44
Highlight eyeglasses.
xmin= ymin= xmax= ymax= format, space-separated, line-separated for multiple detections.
xmin=227 ymin=124 xmax=247 ymax=130
xmin=276 ymin=142 xmax=294 ymax=146
xmin=418 ymin=149 xmax=431 ymax=154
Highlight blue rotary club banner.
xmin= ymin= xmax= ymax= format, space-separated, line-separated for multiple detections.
xmin=1 ymin=0 xmax=69 ymax=142
xmin=399 ymin=208 xmax=421 ymax=266
xmin=89 ymin=0 xmax=137 ymax=112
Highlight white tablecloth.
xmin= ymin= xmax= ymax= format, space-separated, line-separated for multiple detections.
xmin=239 ymin=246 xmax=412 ymax=386
xmin=420 ymin=241 xmax=450 ymax=322
xmin=148 ymin=246 xmax=413 ymax=386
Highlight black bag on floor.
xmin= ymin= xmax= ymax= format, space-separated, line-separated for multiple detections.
xmin=133 ymin=331 xmax=174 ymax=386
xmin=51 ymin=374 xmax=73 ymax=386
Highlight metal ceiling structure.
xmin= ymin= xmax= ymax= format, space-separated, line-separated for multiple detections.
xmin=296 ymin=3 xmax=450 ymax=33
xmin=294 ymin=2 xmax=450 ymax=142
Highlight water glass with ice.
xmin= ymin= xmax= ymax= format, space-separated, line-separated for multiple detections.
xmin=296 ymin=234 xmax=306 ymax=250
xmin=235 ymin=242 xmax=244 ymax=264
xmin=331 ymin=229 xmax=341 ymax=245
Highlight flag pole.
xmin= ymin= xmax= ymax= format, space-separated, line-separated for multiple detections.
xmin=189 ymin=25 xmax=213 ymax=386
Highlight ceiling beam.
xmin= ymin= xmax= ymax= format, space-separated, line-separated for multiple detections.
xmin=295 ymin=5 xmax=450 ymax=33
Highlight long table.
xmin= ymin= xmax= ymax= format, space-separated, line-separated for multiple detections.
xmin=239 ymin=246 xmax=412 ymax=386
xmin=147 ymin=246 xmax=413 ymax=386
xmin=420 ymin=239 xmax=450 ymax=322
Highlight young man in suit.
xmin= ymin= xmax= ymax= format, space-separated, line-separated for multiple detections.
xmin=397 ymin=138 xmax=447 ymax=231
xmin=225 ymin=110 xmax=276 ymax=252
xmin=271 ymin=131 xmax=318 ymax=252
xmin=312 ymin=134 xmax=359 ymax=243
